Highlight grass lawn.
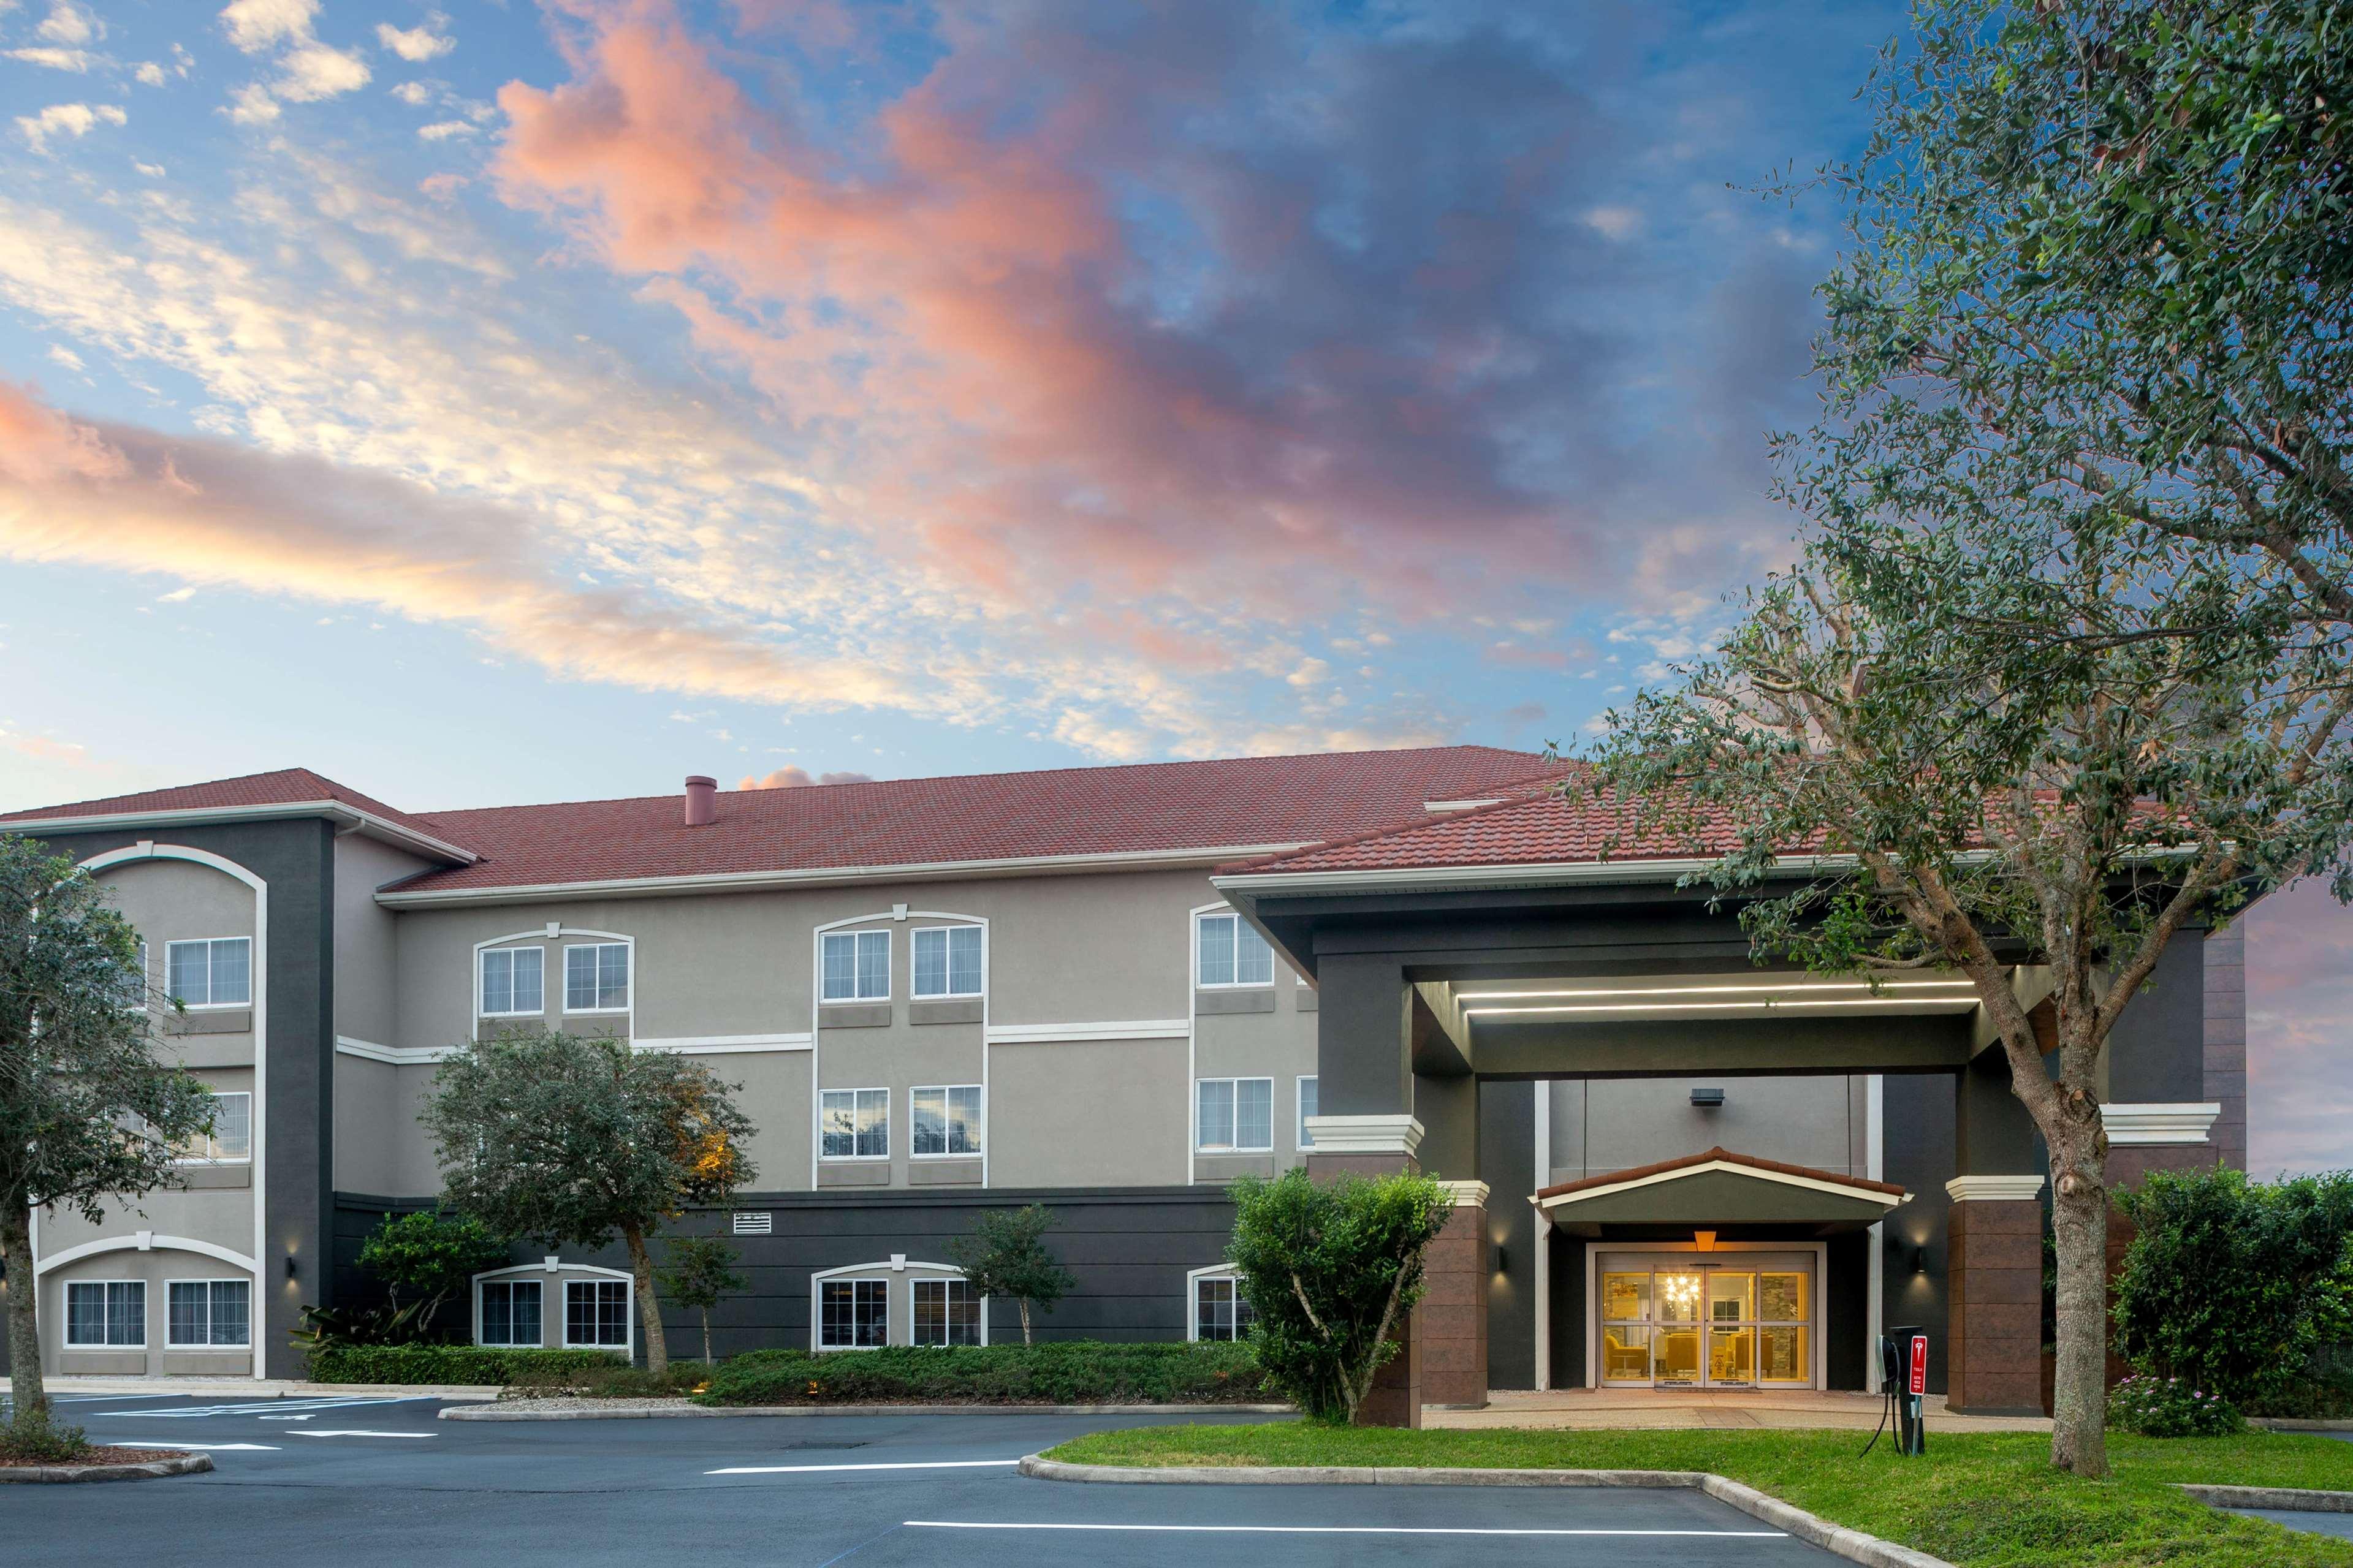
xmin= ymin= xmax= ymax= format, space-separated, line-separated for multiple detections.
xmin=1044 ymin=1423 xmax=2353 ymax=1568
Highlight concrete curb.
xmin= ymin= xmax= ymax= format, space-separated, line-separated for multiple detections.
xmin=1016 ymin=1456 xmax=1953 ymax=1568
xmin=443 ymin=1401 xmax=1294 ymax=1422
xmin=2254 ymin=1418 xmax=2353 ymax=1433
xmin=0 ymin=1453 xmax=214 ymax=1484
xmin=2180 ymin=1483 xmax=2353 ymax=1514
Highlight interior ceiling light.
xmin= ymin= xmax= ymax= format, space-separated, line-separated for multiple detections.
xmin=1463 ymin=996 xmax=1980 ymax=1017
xmin=1454 ymin=979 xmax=1979 ymax=1002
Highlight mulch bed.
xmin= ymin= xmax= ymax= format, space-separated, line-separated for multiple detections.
xmin=0 ymin=1447 xmax=188 ymax=1467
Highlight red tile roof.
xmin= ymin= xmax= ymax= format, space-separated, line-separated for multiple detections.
xmin=1219 ymin=781 xmax=1746 ymax=876
xmin=4 ymin=747 xmax=1569 ymax=893
xmin=1534 ymin=1146 xmax=1907 ymax=1202
xmin=0 ymin=767 xmax=474 ymax=856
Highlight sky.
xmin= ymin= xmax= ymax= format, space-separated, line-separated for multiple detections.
xmin=0 ymin=0 xmax=2342 ymax=1173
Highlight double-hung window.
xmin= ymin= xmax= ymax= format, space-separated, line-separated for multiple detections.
xmin=1193 ymin=1274 xmax=1257 ymax=1342
xmin=819 ymin=1279 xmax=888 ymax=1349
xmin=820 ymin=1088 xmax=890 ymax=1159
xmin=1196 ymin=1078 xmax=1273 ymax=1153
xmin=479 ymin=1279 xmax=542 ymax=1347
xmin=167 ymin=1279 xmax=251 ymax=1347
xmin=177 ymin=1091 xmax=252 ymax=1162
xmin=1195 ymin=912 xmax=1274 ymax=988
xmin=913 ymin=1279 xmax=981 ymax=1347
xmin=165 ymin=937 xmax=251 ymax=1008
xmin=480 ymin=946 xmax=545 ymax=1017
xmin=911 ymin=1086 xmax=983 ymax=1157
xmin=65 ymin=1281 xmax=145 ymax=1347
xmin=911 ymin=926 xmax=982 ymax=998
xmin=563 ymin=943 xmax=629 ymax=1012
xmin=821 ymin=930 xmax=890 ymax=1002
xmin=565 ymin=1279 xmax=629 ymax=1348
xmin=1297 ymin=1075 xmax=1318 ymax=1149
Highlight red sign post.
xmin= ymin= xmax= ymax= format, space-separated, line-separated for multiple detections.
xmin=1908 ymin=1334 xmax=1928 ymax=1398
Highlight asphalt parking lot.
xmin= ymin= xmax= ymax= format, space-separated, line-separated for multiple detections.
xmin=7 ymin=1393 xmax=1842 ymax=1567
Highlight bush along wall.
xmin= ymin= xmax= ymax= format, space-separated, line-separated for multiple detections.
xmin=696 ymin=1340 xmax=1275 ymax=1407
xmin=308 ymin=1345 xmax=628 ymax=1385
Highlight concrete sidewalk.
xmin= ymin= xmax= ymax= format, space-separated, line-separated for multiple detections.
xmin=6 ymin=1376 xmax=500 ymax=1401
xmin=1429 ymin=1388 xmax=2051 ymax=1434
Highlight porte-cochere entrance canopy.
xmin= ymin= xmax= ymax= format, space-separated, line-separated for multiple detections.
xmin=1209 ymin=784 xmax=2223 ymax=1423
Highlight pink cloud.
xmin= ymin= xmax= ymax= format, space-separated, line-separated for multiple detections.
xmin=739 ymin=765 xmax=874 ymax=789
xmin=491 ymin=0 xmax=1653 ymax=622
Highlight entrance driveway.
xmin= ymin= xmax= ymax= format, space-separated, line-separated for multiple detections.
xmin=10 ymin=1394 xmax=1842 ymax=1567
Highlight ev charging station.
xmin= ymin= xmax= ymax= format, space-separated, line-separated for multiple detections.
xmin=1876 ymin=1325 xmax=1929 ymax=1456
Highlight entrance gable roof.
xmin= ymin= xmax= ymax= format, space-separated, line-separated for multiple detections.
xmin=1534 ymin=1146 xmax=1909 ymax=1214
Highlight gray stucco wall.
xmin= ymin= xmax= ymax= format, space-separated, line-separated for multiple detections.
xmin=1547 ymin=1075 xmax=1868 ymax=1181
xmin=2205 ymin=924 xmax=2248 ymax=1171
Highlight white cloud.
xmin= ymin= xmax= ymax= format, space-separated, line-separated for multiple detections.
xmin=35 ymin=2 xmax=96 ymax=45
xmin=133 ymin=159 xmax=165 ymax=177
xmin=275 ymin=42 xmax=368 ymax=102
xmin=389 ymin=80 xmax=429 ymax=106
xmin=45 ymin=344 xmax=82 ymax=370
xmin=417 ymin=119 xmax=472 ymax=141
xmin=156 ymin=586 xmax=196 ymax=603
xmin=15 ymin=100 xmax=123 ymax=153
xmin=218 ymin=0 xmax=315 ymax=54
xmin=134 ymin=60 xmax=165 ymax=86
xmin=376 ymin=17 xmax=451 ymax=62
xmin=224 ymin=83 xmax=279 ymax=124
xmin=4 ymin=46 xmax=88 ymax=70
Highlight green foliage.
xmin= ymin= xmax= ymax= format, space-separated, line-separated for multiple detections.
xmin=946 ymin=1205 xmax=1075 ymax=1345
xmin=0 ymin=1406 xmax=90 ymax=1463
xmin=291 ymin=1301 xmax=438 ymax=1353
xmin=0 ymin=833 xmax=219 ymax=1419
xmin=305 ymin=1344 xmax=625 ymax=1385
xmin=2113 ymin=1166 xmax=2353 ymax=1410
xmin=500 ymin=1360 xmax=710 ymax=1399
xmin=1223 ymin=1167 xmax=1452 ymax=1423
xmin=2107 ymin=1373 xmax=2245 ymax=1438
xmin=657 ymin=1234 xmax=748 ymax=1364
xmin=355 ymin=1209 xmax=508 ymax=1341
xmin=698 ymin=1340 xmax=1272 ymax=1407
xmin=421 ymin=1030 xmax=755 ymax=1373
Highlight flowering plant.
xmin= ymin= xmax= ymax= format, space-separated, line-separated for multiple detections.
xmin=2106 ymin=1373 xmax=2243 ymax=1437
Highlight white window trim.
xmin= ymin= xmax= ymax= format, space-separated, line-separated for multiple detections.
xmin=1185 ymin=1263 xmax=1252 ymax=1344
xmin=561 ymin=941 xmax=633 ymax=1015
xmin=472 ymin=926 xmax=632 ymax=1037
xmin=820 ymin=928 xmax=893 ymax=1004
xmin=1195 ymin=1076 xmax=1275 ymax=1154
xmin=1193 ymin=910 xmax=1275 ymax=990
xmin=1296 ymin=1075 xmax=1318 ymax=1151
xmin=561 ymin=1276 xmax=636 ymax=1353
xmin=164 ymin=1277 xmax=253 ymax=1349
xmin=164 ymin=935 xmax=254 ymax=1010
xmin=473 ymin=1260 xmax=633 ymax=1358
xmin=174 ymin=1089 xmax=254 ymax=1165
xmin=909 ymin=924 xmax=985 ymax=1000
xmin=473 ymin=1276 xmax=545 ymax=1349
xmin=818 ymin=1086 xmax=892 ymax=1162
xmin=910 ymin=1274 xmax=992 ymax=1349
xmin=908 ymin=1084 xmax=984 ymax=1159
xmin=812 ymin=1271 xmax=893 ymax=1352
xmin=476 ymin=945 xmax=547 ymax=1019
xmin=63 ymin=1278 xmax=146 ymax=1349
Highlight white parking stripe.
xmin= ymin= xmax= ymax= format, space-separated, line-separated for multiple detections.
xmin=903 ymin=1521 xmax=1787 ymax=1539
xmin=98 ymin=1441 xmax=279 ymax=1451
xmin=102 ymin=1396 xmax=430 ymax=1418
xmin=292 ymin=1430 xmax=436 ymax=1439
xmin=708 ymin=1459 xmax=1023 ymax=1476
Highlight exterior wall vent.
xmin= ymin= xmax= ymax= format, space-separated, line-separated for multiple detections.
xmin=731 ymin=1211 xmax=772 ymax=1235
xmin=1690 ymin=1086 xmax=1726 ymax=1108
xmin=683 ymin=775 xmax=718 ymax=827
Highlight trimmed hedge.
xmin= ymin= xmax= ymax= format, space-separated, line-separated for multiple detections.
xmin=696 ymin=1339 xmax=1277 ymax=1407
xmin=307 ymin=1345 xmax=626 ymax=1385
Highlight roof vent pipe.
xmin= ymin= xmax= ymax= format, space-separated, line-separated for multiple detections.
xmin=683 ymin=775 xmax=717 ymax=827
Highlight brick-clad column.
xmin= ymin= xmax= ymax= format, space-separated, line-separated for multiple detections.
xmin=1420 ymin=1181 xmax=1489 ymax=1409
xmin=1944 ymin=1177 xmax=2045 ymax=1416
xmin=1305 ymin=1114 xmax=1425 ymax=1428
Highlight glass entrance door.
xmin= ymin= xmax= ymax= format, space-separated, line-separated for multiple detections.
xmin=1595 ymin=1254 xmax=1815 ymax=1388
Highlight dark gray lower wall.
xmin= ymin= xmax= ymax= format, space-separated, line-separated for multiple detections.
xmin=1882 ymin=1071 xmax=1957 ymax=1396
xmin=1480 ymin=1079 xmax=1538 ymax=1390
xmin=335 ymin=1186 xmax=1241 ymax=1357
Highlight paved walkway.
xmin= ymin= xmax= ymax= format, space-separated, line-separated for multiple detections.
xmin=1429 ymin=1388 xmax=2053 ymax=1433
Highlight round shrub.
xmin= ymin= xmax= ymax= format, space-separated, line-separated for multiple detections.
xmin=2105 ymin=1373 xmax=2243 ymax=1437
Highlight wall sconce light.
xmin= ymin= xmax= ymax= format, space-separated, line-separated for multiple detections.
xmin=1907 ymin=1244 xmax=1926 ymax=1274
xmin=1494 ymin=1246 xmax=1510 ymax=1277
xmin=1693 ymin=1230 xmax=1717 ymax=1253
xmin=1690 ymin=1087 xmax=1725 ymax=1109
xmin=285 ymin=1253 xmax=299 ymax=1282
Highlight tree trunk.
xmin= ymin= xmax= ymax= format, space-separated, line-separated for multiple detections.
xmin=2 ymin=1205 xmax=44 ymax=1425
xmin=1018 ymin=1298 xmax=1032 ymax=1346
xmin=701 ymin=1308 xmax=712 ymax=1367
xmin=622 ymin=1223 xmax=668 ymax=1376
xmin=2047 ymin=1123 xmax=2110 ymax=1479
